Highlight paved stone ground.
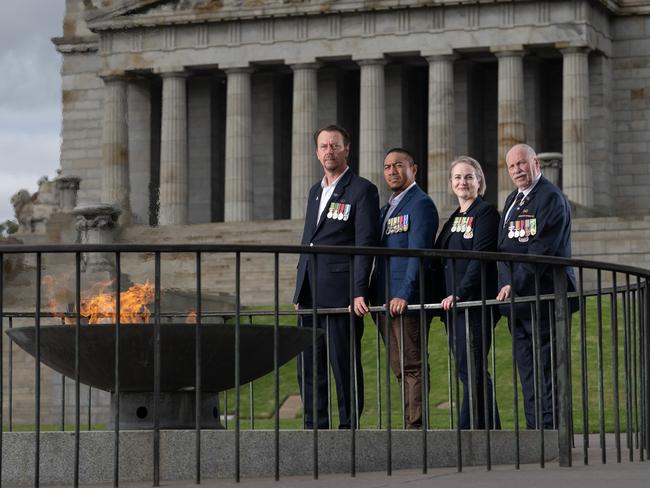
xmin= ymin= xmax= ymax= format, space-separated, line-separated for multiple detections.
xmin=47 ymin=435 xmax=650 ymax=488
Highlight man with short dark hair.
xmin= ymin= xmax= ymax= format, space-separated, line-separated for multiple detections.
xmin=370 ymin=147 xmax=438 ymax=429
xmin=293 ymin=124 xmax=380 ymax=429
xmin=496 ymin=143 xmax=576 ymax=429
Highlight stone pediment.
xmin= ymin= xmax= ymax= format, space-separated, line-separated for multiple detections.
xmin=84 ymin=0 xmax=636 ymax=31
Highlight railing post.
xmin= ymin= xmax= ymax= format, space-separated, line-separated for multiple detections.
xmin=553 ymin=265 xmax=572 ymax=467
xmin=644 ymin=279 xmax=650 ymax=458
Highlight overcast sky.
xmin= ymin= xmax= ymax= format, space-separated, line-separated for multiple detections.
xmin=0 ymin=0 xmax=65 ymax=223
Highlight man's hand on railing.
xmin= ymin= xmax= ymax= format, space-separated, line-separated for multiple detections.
xmin=293 ymin=303 xmax=299 ymax=311
xmin=388 ymin=297 xmax=408 ymax=317
xmin=353 ymin=296 xmax=369 ymax=317
xmin=440 ymin=295 xmax=459 ymax=311
xmin=496 ymin=285 xmax=512 ymax=301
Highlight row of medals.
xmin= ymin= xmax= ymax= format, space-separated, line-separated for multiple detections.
xmin=327 ymin=202 xmax=351 ymax=221
xmin=451 ymin=216 xmax=474 ymax=239
xmin=508 ymin=218 xmax=537 ymax=239
xmin=386 ymin=214 xmax=409 ymax=235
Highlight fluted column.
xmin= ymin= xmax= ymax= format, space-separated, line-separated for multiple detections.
xmin=495 ymin=49 xmax=526 ymax=205
xmin=159 ymin=72 xmax=188 ymax=225
xmin=101 ymin=75 xmax=130 ymax=223
xmin=358 ymin=59 xmax=387 ymax=201
xmin=426 ymin=55 xmax=456 ymax=214
xmin=224 ymin=68 xmax=253 ymax=221
xmin=291 ymin=63 xmax=320 ymax=219
xmin=562 ymin=47 xmax=592 ymax=207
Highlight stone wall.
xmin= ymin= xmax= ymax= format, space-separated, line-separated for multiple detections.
xmin=611 ymin=16 xmax=650 ymax=216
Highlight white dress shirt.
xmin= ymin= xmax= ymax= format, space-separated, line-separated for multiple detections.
xmin=317 ymin=166 xmax=349 ymax=225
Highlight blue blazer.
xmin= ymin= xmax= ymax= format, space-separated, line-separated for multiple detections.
xmin=293 ymin=169 xmax=380 ymax=308
xmin=497 ymin=176 xmax=577 ymax=316
xmin=435 ymin=197 xmax=500 ymax=303
xmin=371 ymin=184 xmax=439 ymax=308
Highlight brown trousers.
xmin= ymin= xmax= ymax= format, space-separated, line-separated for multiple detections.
xmin=376 ymin=314 xmax=428 ymax=429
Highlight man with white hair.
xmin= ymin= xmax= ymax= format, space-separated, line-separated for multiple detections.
xmin=496 ymin=143 xmax=576 ymax=430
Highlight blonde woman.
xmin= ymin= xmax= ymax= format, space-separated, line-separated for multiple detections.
xmin=434 ymin=156 xmax=500 ymax=429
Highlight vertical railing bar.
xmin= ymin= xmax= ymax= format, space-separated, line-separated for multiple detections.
xmin=224 ymin=391 xmax=228 ymax=430
xmin=326 ymin=316 xmax=332 ymax=430
xmin=0 ymin=253 xmax=3 ymax=486
xmin=153 ymin=251 xmax=161 ymax=486
xmin=450 ymin=258 xmax=462 ymax=472
xmin=611 ymin=273 xmax=622 ymax=463
xmin=248 ymin=314 xmax=254 ymax=430
xmin=235 ymin=252 xmax=242 ymax=482
xmin=533 ymin=269 xmax=544 ymax=468
xmin=375 ymin=311 xmax=382 ymax=430
xmin=399 ymin=314 xmax=406 ymax=430
xmin=348 ymin=254 xmax=356 ymax=477
xmin=480 ymin=261 xmax=491 ymax=470
xmin=273 ymin=253 xmax=280 ymax=482
xmin=195 ymin=252 xmax=202 ymax=484
xmin=465 ymin=308 xmax=475 ymax=430
xmin=113 ymin=252 xmax=121 ymax=488
xmin=446 ymin=309 xmax=453 ymax=431
xmin=35 ymin=252 xmax=42 ymax=488
xmin=490 ymin=308 xmax=497 ymax=432
xmin=309 ymin=253 xmax=318 ymax=480
xmin=509 ymin=262 xmax=520 ymax=469
xmin=299 ymin=314 xmax=304 ymax=431
xmin=641 ymin=275 xmax=650 ymax=460
xmin=60 ymin=343 xmax=65 ymax=432
xmin=73 ymin=252 xmax=80 ymax=488
xmin=624 ymin=273 xmax=633 ymax=462
xmin=596 ymin=269 xmax=606 ymax=464
xmin=579 ymin=267 xmax=589 ymax=466
xmin=632 ymin=275 xmax=644 ymax=461
xmin=87 ymin=386 xmax=92 ymax=431
xmin=548 ymin=301 xmax=557 ymax=431
xmin=9 ymin=315 xmax=13 ymax=432
xmin=384 ymin=257 xmax=392 ymax=476
xmin=553 ymin=265 xmax=571 ymax=468
xmin=418 ymin=258 xmax=428 ymax=474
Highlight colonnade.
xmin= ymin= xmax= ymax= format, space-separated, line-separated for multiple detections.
xmin=101 ymin=48 xmax=592 ymax=225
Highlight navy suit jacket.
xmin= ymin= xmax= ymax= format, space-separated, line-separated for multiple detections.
xmin=435 ymin=197 xmax=500 ymax=303
xmin=293 ymin=170 xmax=380 ymax=308
xmin=371 ymin=184 xmax=439 ymax=308
xmin=497 ymin=175 xmax=577 ymax=317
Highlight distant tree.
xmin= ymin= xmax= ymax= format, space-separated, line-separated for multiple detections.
xmin=0 ymin=219 xmax=18 ymax=237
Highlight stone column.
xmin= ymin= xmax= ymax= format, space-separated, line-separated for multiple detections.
xmin=494 ymin=49 xmax=526 ymax=205
xmin=224 ymin=68 xmax=253 ymax=221
xmin=562 ymin=47 xmax=592 ymax=207
xmin=426 ymin=55 xmax=456 ymax=214
xmin=358 ymin=59 xmax=388 ymax=202
xmin=290 ymin=63 xmax=320 ymax=219
xmin=73 ymin=204 xmax=121 ymax=273
xmin=54 ymin=174 xmax=81 ymax=210
xmin=101 ymin=75 xmax=131 ymax=223
xmin=159 ymin=71 xmax=189 ymax=225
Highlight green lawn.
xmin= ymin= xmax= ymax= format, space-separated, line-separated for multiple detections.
xmin=222 ymin=296 xmax=642 ymax=433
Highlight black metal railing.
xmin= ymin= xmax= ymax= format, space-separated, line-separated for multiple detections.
xmin=0 ymin=243 xmax=648 ymax=486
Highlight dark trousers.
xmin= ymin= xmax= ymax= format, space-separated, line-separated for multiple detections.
xmin=510 ymin=316 xmax=555 ymax=429
xmin=297 ymin=288 xmax=364 ymax=429
xmin=449 ymin=310 xmax=501 ymax=430
xmin=376 ymin=313 xmax=429 ymax=429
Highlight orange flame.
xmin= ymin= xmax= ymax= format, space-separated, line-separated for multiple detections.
xmin=43 ymin=276 xmax=155 ymax=325
xmin=80 ymin=281 xmax=154 ymax=324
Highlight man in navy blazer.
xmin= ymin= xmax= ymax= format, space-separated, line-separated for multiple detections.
xmin=371 ymin=147 xmax=438 ymax=429
xmin=293 ymin=124 xmax=380 ymax=429
xmin=496 ymin=143 xmax=576 ymax=430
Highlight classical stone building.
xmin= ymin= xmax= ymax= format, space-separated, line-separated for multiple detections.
xmin=54 ymin=0 xmax=650 ymax=225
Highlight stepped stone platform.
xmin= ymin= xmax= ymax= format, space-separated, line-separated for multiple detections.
xmin=1 ymin=429 xmax=557 ymax=486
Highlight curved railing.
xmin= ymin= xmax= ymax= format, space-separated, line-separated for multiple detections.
xmin=0 ymin=243 xmax=648 ymax=486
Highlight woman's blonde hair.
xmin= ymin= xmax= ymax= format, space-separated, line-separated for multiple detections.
xmin=449 ymin=156 xmax=487 ymax=197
